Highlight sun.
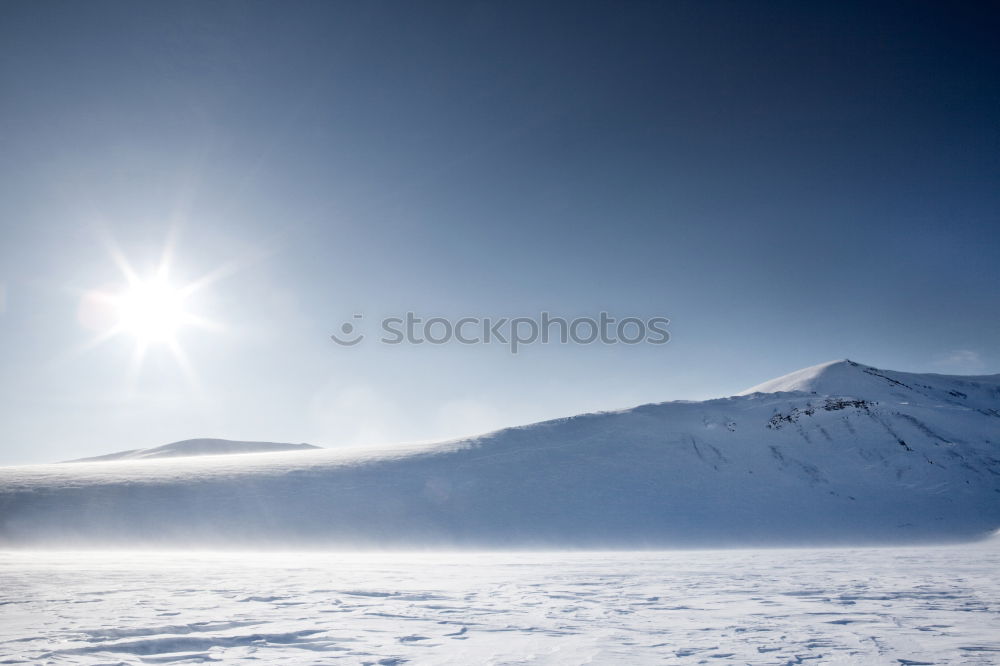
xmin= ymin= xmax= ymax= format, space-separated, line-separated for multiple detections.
xmin=113 ymin=277 xmax=190 ymax=345
xmin=76 ymin=232 xmax=232 ymax=384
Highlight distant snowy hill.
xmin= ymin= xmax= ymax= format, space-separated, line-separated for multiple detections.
xmin=64 ymin=438 xmax=320 ymax=463
xmin=1 ymin=360 xmax=998 ymax=547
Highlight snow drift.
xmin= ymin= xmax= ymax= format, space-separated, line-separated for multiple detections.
xmin=1 ymin=360 xmax=998 ymax=547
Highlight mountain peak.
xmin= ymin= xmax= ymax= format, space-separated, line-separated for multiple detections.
xmin=736 ymin=359 xmax=862 ymax=396
xmin=737 ymin=358 xmax=1000 ymax=402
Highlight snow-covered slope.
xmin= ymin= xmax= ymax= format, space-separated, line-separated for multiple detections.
xmin=64 ymin=439 xmax=320 ymax=463
xmin=1 ymin=360 xmax=997 ymax=548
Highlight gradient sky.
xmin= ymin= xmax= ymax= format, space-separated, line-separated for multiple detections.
xmin=1 ymin=1 xmax=998 ymax=464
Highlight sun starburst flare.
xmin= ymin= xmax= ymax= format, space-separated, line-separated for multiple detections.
xmin=76 ymin=233 xmax=229 ymax=386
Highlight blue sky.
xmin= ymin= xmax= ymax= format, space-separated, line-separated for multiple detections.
xmin=1 ymin=1 xmax=997 ymax=463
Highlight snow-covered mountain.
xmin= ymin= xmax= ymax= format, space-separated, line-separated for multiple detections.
xmin=63 ymin=438 xmax=320 ymax=463
xmin=1 ymin=360 xmax=997 ymax=548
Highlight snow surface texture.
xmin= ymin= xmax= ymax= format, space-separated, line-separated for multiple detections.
xmin=0 ymin=360 xmax=998 ymax=547
xmin=64 ymin=439 xmax=320 ymax=463
xmin=2 ymin=544 xmax=999 ymax=664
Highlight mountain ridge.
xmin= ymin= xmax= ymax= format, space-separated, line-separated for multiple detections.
xmin=2 ymin=360 xmax=998 ymax=548
xmin=738 ymin=358 xmax=1000 ymax=398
